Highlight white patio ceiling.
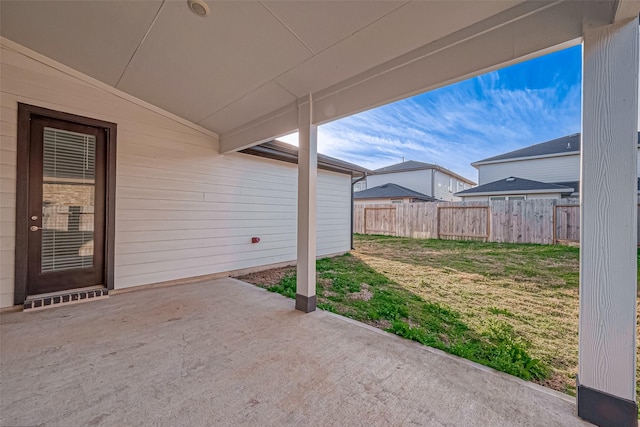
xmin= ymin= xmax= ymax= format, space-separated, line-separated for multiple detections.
xmin=0 ymin=1 xmax=634 ymax=153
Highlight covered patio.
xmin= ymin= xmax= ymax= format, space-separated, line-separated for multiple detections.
xmin=1 ymin=1 xmax=639 ymax=425
xmin=0 ymin=277 xmax=589 ymax=426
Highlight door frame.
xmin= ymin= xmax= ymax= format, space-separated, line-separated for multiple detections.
xmin=15 ymin=103 xmax=117 ymax=305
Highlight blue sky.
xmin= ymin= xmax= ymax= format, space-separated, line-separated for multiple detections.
xmin=280 ymin=46 xmax=584 ymax=182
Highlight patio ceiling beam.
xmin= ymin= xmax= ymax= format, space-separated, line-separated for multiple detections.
xmin=577 ymin=16 xmax=639 ymax=427
xmin=219 ymin=1 xmax=610 ymax=154
xmin=612 ymin=0 xmax=640 ymax=23
xmin=295 ymin=95 xmax=317 ymax=313
xmin=219 ymin=103 xmax=298 ymax=154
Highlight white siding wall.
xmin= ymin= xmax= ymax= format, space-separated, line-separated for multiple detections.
xmin=434 ymin=170 xmax=468 ymax=201
xmin=0 ymin=41 xmax=351 ymax=307
xmin=366 ymin=170 xmax=431 ymax=195
xmin=478 ymin=149 xmax=640 ymax=186
xmin=115 ymin=154 xmax=350 ymax=290
xmin=478 ymin=155 xmax=581 ymax=184
xmin=366 ymin=169 xmax=471 ymax=201
xmin=317 ymin=169 xmax=352 ymax=256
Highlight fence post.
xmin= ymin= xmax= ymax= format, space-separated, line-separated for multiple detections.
xmin=435 ymin=205 xmax=440 ymax=240
xmin=552 ymin=201 xmax=556 ymax=245
xmin=486 ymin=205 xmax=491 ymax=242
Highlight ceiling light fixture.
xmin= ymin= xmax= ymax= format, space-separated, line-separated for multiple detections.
xmin=188 ymin=0 xmax=210 ymax=17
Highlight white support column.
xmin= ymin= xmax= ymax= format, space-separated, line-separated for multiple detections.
xmin=578 ymin=17 xmax=639 ymax=427
xmin=296 ymin=95 xmax=317 ymax=312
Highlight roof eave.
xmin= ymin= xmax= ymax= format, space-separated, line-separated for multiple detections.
xmin=472 ymin=150 xmax=580 ymax=167
xmin=473 ymin=143 xmax=640 ymax=167
xmin=455 ymin=188 xmax=574 ymax=197
xmin=241 ymin=143 xmax=370 ymax=176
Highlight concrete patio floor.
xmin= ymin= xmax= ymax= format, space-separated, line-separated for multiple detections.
xmin=0 ymin=278 xmax=590 ymax=427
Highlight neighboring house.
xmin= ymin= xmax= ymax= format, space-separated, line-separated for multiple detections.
xmin=354 ymin=183 xmax=436 ymax=205
xmin=455 ymin=177 xmax=576 ymax=201
xmin=456 ymin=132 xmax=640 ymax=201
xmin=361 ymin=160 xmax=476 ymax=201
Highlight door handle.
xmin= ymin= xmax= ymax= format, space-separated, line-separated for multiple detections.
xmin=29 ymin=226 xmax=42 ymax=232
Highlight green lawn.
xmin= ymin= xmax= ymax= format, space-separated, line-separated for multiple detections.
xmin=238 ymin=234 xmax=640 ymax=407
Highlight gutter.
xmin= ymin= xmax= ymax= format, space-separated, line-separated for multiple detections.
xmin=472 ymin=150 xmax=580 ymax=167
xmin=241 ymin=142 xmax=370 ymax=176
xmin=351 ymin=173 xmax=367 ymax=250
xmin=455 ymin=188 xmax=574 ymax=197
xmin=431 ymin=169 xmax=435 ymax=198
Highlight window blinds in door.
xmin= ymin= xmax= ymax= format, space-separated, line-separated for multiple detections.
xmin=41 ymin=127 xmax=96 ymax=272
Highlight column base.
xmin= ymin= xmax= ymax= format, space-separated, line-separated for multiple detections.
xmin=295 ymin=294 xmax=316 ymax=313
xmin=577 ymin=378 xmax=638 ymax=427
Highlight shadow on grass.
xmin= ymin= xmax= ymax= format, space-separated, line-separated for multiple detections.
xmin=256 ymin=253 xmax=548 ymax=382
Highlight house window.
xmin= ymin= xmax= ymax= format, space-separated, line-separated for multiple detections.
xmin=457 ymin=181 xmax=465 ymax=192
xmin=391 ymin=199 xmax=403 ymax=204
xmin=490 ymin=195 xmax=526 ymax=201
xmin=448 ymin=178 xmax=454 ymax=192
xmin=353 ymin=181 xmax=366 ymax=192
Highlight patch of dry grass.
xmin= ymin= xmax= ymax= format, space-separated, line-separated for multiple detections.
xmin=353 ymin=234 xmax=639 ymax=400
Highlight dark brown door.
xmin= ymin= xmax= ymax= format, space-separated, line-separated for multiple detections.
xmin=27 ymin=116 xmax=106 ymax=295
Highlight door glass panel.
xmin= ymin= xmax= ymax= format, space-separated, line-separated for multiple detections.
xmin=41 ymin=127 xmax=96 ymax=272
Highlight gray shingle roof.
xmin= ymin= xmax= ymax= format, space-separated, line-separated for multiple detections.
xmin=474 ymin=132 xmax=640 ymax=165
xmin=354 ymin=183 xmax=436 ymax=201
xmin=458 ymin=178 xmax=640 ymax=197
xmin=553 ymin=181 xmax=580 ymax=192
xmin=374 ymin=160 xmax=437 ymax=173
xmin=455 ymin=177 xmax=574 ymax=196
xmin=475 ymin=134 xmax=581 ymax=164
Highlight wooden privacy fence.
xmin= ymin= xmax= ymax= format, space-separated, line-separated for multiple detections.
xmin=437 ymin=206 xmax=489 ymax=241
xmin=363 ymin=206 xmax=396 ymax=235
xmin=353 ymin=199 xmax=640 ymax=245
xmin=553 ymin=204 xmax=580 ymax=244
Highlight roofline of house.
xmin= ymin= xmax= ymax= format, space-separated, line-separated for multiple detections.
xmin=472 ymin=150 xmax=580 ymax=168
xmin=472 ymin=143 xmax=640 ymax=168
xmin=241 ymin=140 xmax=370 ymax=177
xmin=355 ymin=196 xmax=434 ymax=201
xmin=455 ymin=187 xmax=575 ymax=197
xmin=354 ymin=182 xmax=437 ymax=200
xmin=373 ymin=165 xmax=476 ymax=185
